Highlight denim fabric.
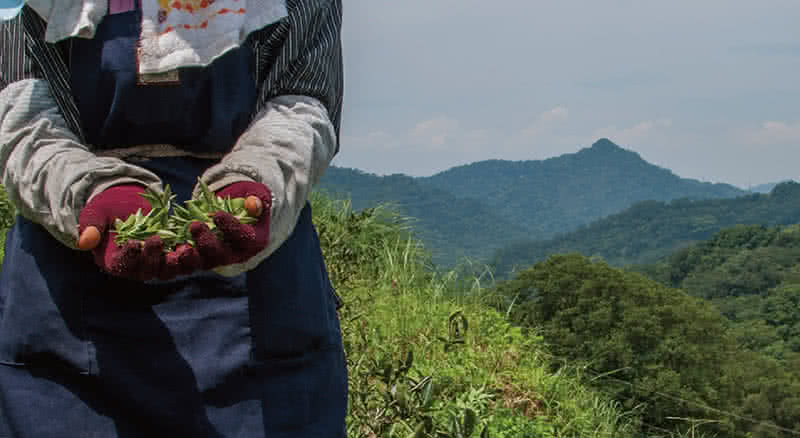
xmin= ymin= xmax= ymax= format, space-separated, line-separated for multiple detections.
xmin=67 ymin=9 xmax=257 ymax=153
xmin=0 ymin=157 xmax=347 ymax=437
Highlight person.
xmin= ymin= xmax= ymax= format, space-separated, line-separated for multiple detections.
xmin=0 ymin=0 xmax=347 ymax=436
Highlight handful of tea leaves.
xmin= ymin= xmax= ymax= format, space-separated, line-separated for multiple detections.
xmin=114 ymin=180 xmax=258 ymax=250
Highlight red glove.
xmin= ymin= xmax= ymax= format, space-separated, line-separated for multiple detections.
xmin=78 ymin=184 xmax=201 ymax=280
xmin=190 ymin=181 xmax=271 ymax=275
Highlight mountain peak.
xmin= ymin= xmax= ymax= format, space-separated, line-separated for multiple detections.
xmin=590 ymin=138 xmax=622 ymax=151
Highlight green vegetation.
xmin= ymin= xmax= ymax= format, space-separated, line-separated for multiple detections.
xmin=111 ymin=182 xmax=257 ymax=249
xmin=749 ymin=180 xmax=796 ymax=194
xmin=636 ymin=222 xmax=800 ymax=359
xmin=317 ymin=167 xmax=532 ymax=267
xmin=422 ymin=139 xmax=743 ymax=240
xmin=634 ymin=222 xmax=800 ymax=436
xmin=318 ymin=139 xmax=745 ymax=268
xmin=0 ymin=186 xmax=12 ymax=262
xmin=488 ymin=253 xmax=800 ymax=437
xmin=313 ymin=194 xmax=641 ymax=437
xmin=491 ymin=181 xmax=800 ymax=278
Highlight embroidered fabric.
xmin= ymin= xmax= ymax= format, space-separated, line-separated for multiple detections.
xmin=25 ymin=0 xmax=288 ymax=73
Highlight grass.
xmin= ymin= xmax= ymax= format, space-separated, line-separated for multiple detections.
xmin=311 ymin=192 xmax=642 ymax=437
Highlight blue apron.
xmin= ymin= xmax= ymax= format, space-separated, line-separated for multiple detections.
xmin=0 ymin=9 xmax=346 ymax=438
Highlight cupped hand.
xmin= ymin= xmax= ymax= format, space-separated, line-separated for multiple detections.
xmin=190 ymin=181 xmax=271 ymax=274
xmin=78 ymin=184 xmax=202 ymax=280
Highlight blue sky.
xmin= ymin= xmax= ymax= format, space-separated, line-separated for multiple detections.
xmin=333 ymin=0 xmax=800 ymax=188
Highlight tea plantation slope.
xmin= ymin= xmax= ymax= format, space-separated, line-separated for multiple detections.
xmin=310 ymin=193 xmax=644 ymax=437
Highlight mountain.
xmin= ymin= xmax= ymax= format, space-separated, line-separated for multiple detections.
xmin=318 ymin=139 xmax=747 ymax=267
xmin=491 ymin=181 xmax=800 ymax=277
xmin=421 ymin=138 xmax=745 ymax=238
xmin=315 ymin=167 xmax=531 ymax=265
xmin=749 ymin=180 xmax=796 ymax=194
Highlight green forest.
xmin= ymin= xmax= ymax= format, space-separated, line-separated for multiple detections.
xmin=317 ymin=167 xmax=532 ymax=265
xmin=318 ymin=139 xmax=745 ymax=267
xmin=489 ymin=252 xmax=800 ymax=437
xmin=491 ymin=181 xmax=800 ymax=278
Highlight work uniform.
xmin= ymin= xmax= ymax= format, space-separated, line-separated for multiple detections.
xmin=0 ymin=1 xmax=347 ymax=436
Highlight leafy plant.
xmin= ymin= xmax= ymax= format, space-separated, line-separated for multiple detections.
xmin=113 ymin=180 xmax=256 ymax=250
xmin=312 ymin=193 xmax=639 ymax=438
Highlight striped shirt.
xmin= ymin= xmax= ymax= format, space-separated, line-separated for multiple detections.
xmin=0 ymin=0 xmax=344 ymax=151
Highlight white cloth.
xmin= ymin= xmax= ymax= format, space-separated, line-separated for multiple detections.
xmin=25 ymin=0 xmax=287 ymax=73
xmin=26 ymin=0 xmax=107 ymax=41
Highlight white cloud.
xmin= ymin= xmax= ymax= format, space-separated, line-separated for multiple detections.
xmin=746 ymin=121 xmax=800 ymax=145
xmin=411 ymin=116 xmax=461 ymax=148
xmin=340 ymin=130 xmax=402 ymax=152
xmin=520 ymin=106 xmax=570 ymax=139
xmin=592 ymin=119 xmax=672 ymax=146
xmin=540 ymin=106 xmax=569 ymax=123
xmin=336 ymin=115 xmax=497 ymax=176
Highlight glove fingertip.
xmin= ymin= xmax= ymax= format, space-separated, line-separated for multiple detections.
xmin=189 ymin=221 xmax=211 ymax=238
xmin=213 ymin=213 xmax=257 ymax=248
xmin=142 ymin=235 xmax=164 ymax=256
xmin=176 ymin=244 xmax=202 ymax=275
xmin=107 ymin=240 xmax=142 ymax=277
xmin=212 ymin=212 xmax=241 ymax=232
xmin=78 ymin=210 xmax=108 ymax=236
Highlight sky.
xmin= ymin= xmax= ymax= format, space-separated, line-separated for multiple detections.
xmin=332 ymin=0 xmax=800 ymax=189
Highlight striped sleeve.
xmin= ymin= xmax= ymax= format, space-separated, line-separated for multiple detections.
xmin=250 ymin=0 xmax=343 ymax=151
xmin=0 ymin=7 xmax=85 ymax=141
xmin=0 ymin=12 xmax=37 ymax=90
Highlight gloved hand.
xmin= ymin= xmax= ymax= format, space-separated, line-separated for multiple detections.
xmin=78 ymin=184 xmax=202 ymax=280
xmin=190 ymin=181 xmax=272 ymax=276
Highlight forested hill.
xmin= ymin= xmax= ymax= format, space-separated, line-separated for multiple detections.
xmin=421 ymin=138 xmax=745 ymax=238
xmin=750 ymin=180 xmax=796 ymax=194
xmin=320 ymin=139 xmax=746 ymax=267
xmin=637 ymin=222 xmax=800 ymax=358
xmin=315 ymin=167 xmax=531 ymax=264
xmin=491 ymin=181 xmax=800 ymax=278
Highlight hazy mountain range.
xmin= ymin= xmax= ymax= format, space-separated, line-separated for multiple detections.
xmin=491 ymin=181 xmax=800 ymax=277
xmin=317 ymin=139 xmax=754 ymax=267
xmin=748 ymin=180 xmax=798 ymax=194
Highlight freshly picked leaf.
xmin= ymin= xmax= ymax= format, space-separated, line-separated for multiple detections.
xmin=113 ymin=180 xmax=258 ymax=250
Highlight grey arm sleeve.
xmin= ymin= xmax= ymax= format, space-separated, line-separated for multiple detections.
xmin=196 ymin=95 xmax=336 ymax=275
xmin=0 ymin=79 xmax=162 ymax=248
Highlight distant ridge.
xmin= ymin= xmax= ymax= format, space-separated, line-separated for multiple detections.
xmin=421 ymin=138 xmax=744 ymax=238
xmin=318 ymin=139 xmax=747 ymax=267
xmin=749 ymin=180 xmax=797 ymax=194
xmin=490 ymin=181 xmax=800 ymax=277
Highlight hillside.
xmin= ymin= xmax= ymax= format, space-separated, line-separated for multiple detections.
xmin=488 ymin=253 xmax=800 ymax=437
xmin=491 ymin=181 xmax=800 ymax=278
xmin=319 ymin=139 xmax=746 ymax=267
xmin=422 ymin=138 xmax=745 ymax=238
xmin=637 ymin=222 xmax=800 ymax=359
xmin=749 ymin=180 xmax=796 ymax=194
xmin=316 ymin=167 xmax=531 ymax=266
